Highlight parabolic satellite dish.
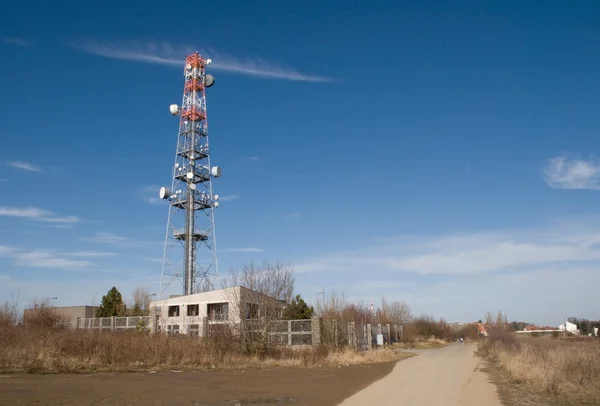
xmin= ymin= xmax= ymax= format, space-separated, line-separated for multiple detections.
xmin=159 ymin=187 xmax=170 ymax=199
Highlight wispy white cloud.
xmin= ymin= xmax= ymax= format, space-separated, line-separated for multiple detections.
xmin=69 ymin=40 xmax=336 ymax=83
xmin=142 ymin=257 xmax=163 ymax=263
xmin=2 ymin=38 xmax=28 ymax=47
xmin=7 ymin=161 xmax=42 ymax=173
xmin=0 ymin=206 xmax=80 ymax=224
xmin=219 ymin=195 xmax=240 ymax=202
xmin=243 ymin=156 xmax=260 ymax=162
xmin=45 ymin=224 xmax=74 ymax=229
xmin=145 ymin=197 xmax=161 ymax=205
xmin=80 ymin=232 xmax=141 ymax=247
xmin=285 ymin=212 xmax=300 ymax=220
xmin=0 ymin=245 xmax=92 ymax=270
xmin=0 ymin=207 xmax=48 ymax=218
xmin=296 ymin=220 xmax=600 ymax=276
xmin=138 ymin=185 xmax=164 ymax=205
xmin=223 ymin=247 xmax=264 ymax=253
xmin=39 ymin=216 xmax=80 ymax=224
xmin=543 ymin=154 xmax=600 ymax=190
xmin=65 ymin=251 xmax=116 ymax=258
xmin=293 ymin=219 xmax=600 ymax=324
xmin=0 ymin=178 xmax=7 ymax=182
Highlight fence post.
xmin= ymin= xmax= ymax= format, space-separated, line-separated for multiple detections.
xmin=76 ymin=317 xmax=80 ymax=330
xmin=333 ymin=319 xmax=338 ymax=348
xmin=386 ymin=324 xmax=391 ymax=345
xmin=202 ymin=316 xmax=209 ymax=337
xmin=154 ymin=314 xmax=160 ymax=333
xmin=288 ymin=320 xmax=292 ymax=346
xmin=111 ymin=316 xmax=115 ymax=331
xmin=367 ymin=324 xmax=372 ymax=349
xmin=348 ymin=322 xmax=356 ymax=348
xmin=311 ymin=317 xmax=322 ymax=346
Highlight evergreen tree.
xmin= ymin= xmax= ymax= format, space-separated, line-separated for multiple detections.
xmin=282 ymin=294 xmax=314 ymax=320
xmin=96 ymin=286 xmax=127 ymax=317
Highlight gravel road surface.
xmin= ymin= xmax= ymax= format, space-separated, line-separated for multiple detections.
xmin=338 ymin=343 xmax=502 ymax=406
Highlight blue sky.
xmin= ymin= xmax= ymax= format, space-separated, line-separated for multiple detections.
xmin=1 ymin=1 xmax=599 ymax=325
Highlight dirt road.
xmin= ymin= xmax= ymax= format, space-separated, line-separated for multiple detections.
xmin=339 ymin=343 xmax=502 ymax=406
xmin=0 ymin=362 xmax=394 ymax=406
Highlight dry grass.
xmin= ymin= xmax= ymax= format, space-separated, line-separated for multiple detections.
xmin=393 ymin=338 xmax=448 ymax=350
xmin=0 ymin=323 xmax=410 ymax=374
xmin=478 ymin=330 xmax=600 ymax=404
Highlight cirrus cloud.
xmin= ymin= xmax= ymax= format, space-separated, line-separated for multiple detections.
xmin=0 ymin=206 xmax=80 ymax=224
xmin=7 ymin=161 xmax=42 ymax=173
xmin=69 ymin=39 xmax=337 ymax=83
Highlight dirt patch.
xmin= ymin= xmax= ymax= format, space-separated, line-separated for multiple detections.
xmin=0 ymin=362 xmax=396 ymax=406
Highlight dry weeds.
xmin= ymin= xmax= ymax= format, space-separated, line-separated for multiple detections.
xmin=393 ymin=338 xmax=448 ymax=350
xmin=0 ymin=323 xmax=410 ymax=374
xmin=478 ymin=330 xmax=600 ymax=404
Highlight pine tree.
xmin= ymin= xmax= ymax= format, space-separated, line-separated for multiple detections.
xmin=282 ymin=294 xmax=314 ymax=320
xmin=96 ymin=286 xmax=127 ymax=317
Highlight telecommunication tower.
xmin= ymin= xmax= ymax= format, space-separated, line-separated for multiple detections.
xmin=158 ymin=52 xmax=221 ymax=298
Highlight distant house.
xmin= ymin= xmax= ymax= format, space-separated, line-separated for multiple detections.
xmin=558 ymin=321 xmax=580 ymax=335
xmin=522 ymin=325 xmax=556 ymax=331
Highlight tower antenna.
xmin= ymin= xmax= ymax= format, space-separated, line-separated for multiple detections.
xmin=159 ymin=53 xmax=220 ymax=297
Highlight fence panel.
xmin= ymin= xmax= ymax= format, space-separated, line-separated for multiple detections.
xmin=77 ymin=316 xmax=152 ymax=331
xmin=50 ymin=316 xmax=319 ymax=347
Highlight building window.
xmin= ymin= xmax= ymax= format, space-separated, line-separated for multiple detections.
xmin=207 ymin=302 xmax=229 ymax=321
xmin=167 ymin=324 xmax=180 ymax=335
xmin=187 ymin=304 xmax=200 ymax=316
xmin=168 ymin=305 xmax=180 ymax=317
xmin=246 ymin=303 xmax=259 ymax=319
xmin=188 ymin=324 xmax=200 ymax=336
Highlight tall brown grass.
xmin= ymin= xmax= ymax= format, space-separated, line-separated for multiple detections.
xmin=478 ymin=328 xmax=600 ymax=402
xmin=0 ymin=321 xmax=408 ymax=374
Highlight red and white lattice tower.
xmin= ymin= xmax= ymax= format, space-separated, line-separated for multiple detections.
xmin=158 ymin=52 xmax=220 ymax=298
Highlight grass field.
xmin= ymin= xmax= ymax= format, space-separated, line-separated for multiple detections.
xmin=0 ymin=322 xmax=412 ymax=374
xmin=478 ymin=331 xmax=600 ymax=405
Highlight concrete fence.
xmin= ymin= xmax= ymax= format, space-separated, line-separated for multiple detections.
xmin=54 ymin=315 xmax=399 ymax=351
xmin=58 ymin=316 xmax=154 ymax=332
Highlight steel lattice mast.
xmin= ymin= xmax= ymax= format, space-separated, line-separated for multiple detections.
xmin=159 ymin=52 xmax=220 ymax=298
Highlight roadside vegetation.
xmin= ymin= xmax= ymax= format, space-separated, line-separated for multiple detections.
xmin=0 ymin=262 xmax=416 ymax=374
xmin=0 ymin=318 xmax=410 ymax=373
xmin=0 ymin=262 xmax=482 ymax=374
xmin=478 ymin=327 xmax=600 ymax=405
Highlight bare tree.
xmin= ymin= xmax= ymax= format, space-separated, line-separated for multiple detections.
xmin=387 ymin=300 xmax=412 ymax=326
xmin=131 ymin=285 xmax=152 ymax=316
xmin=0 ymin=291 xmax=20 ymax=327
xmin=222 ymin=261 xmax=295 ymax=355
xmin=224 ymin=261 xmax=295 ymax=303
xmin=485 ymin=311 xmax=494 ymax=326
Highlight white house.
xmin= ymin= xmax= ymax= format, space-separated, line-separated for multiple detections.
xmin=558 ymin=321 xmax=580 ymax=335
xmin=149 ymin=286 xmax=284 ymax=336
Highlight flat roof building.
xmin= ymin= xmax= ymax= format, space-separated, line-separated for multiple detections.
xmin=23 ymin=305 xmax=98 ymax=324
xmin=149 ymin=286 xmax=284 ymax=336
